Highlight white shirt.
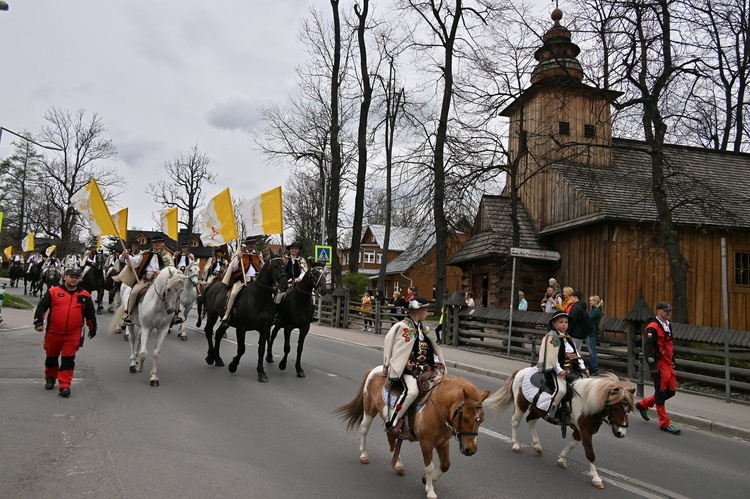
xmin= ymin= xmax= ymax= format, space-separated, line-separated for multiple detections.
xmin=124 ymin=251 xmax=161 ymax=273
xmin=231 ymin=254 xmax=257 ymax=278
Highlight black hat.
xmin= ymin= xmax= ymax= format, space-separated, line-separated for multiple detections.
xmin=64 ymin=267 xmax=82 ymax=276
xmin=181 ymin=240 xmax=190 ymax=246
xmin=150 ymin=234 xmax=165 ymax=242
xmin=656 ymin=301 xmax=672 ymax=312
xmin=286 ymin=241 xmax=302 ymax=250
xmin=214 ymin=246 xmax=226 ymax=253
xmin=243 ymin=236 xmax=258 ymax=245
xmin=408 ymin=296 xmax=431 ymax=310
xmin=549 ymin=311 xmax=570 ymax=326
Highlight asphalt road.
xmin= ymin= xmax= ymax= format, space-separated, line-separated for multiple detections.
xmin=2 ymin=294 xmax=749 ymax=498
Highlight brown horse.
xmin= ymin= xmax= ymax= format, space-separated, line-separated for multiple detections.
xmin=483 ymin=368 xmax=634 ymax=489
xmin=335 ymin=367 xmax=490 ymax=499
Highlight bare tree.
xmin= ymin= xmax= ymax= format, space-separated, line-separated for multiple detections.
xmin=147 ymin=145 xmax=216 ymax=237
xmin=36 ymin=107 xmax=121 ymax=256
xmin=0 ymin=135 xmax=45 ymax=244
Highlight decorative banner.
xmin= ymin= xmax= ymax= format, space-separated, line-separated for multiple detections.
xmin=0 ymin=211 xmax=3 ymax=233
xmin=22 ymin=232 xmax=34 ymax=252
xmin=199 ymin=188 xmax=238 ymax=246
xmin=238 ymin=186 xmax=283 ymax=236
xmin=45 ymin=245 xmax=57 ymax=257
xmin=96 ymin=235 xmax=102 ymax=252
xmin=112 ymin=207 xmax=128 ymax=240
xmin=159 ymin=206 xmax=178 ymax=241
xmin=68 ymin=179 xmax=119 ymax=236
xmin=4 ymin=246 xmax=12 ymax=260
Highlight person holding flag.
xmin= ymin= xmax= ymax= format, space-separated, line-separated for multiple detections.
xmin=80 ymin=243 xmax=99 ymax=279
xmin=173 ymin=240 xmax=194 ymax=271
xmin=118 ymin=234 xmax=174 ymax=326
xmin=219 ymin=236 xmax=264 ymax=328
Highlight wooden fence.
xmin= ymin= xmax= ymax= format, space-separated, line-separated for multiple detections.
xmin=316 ymin=297 xmax=750 ymax=394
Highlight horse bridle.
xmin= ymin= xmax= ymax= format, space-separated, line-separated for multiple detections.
xmin=602 ymin=389 xmax=630 ymax=429
xmin=431 ymin=398 xmax=483 ymax=454
xmin=293 ymin=267 xmax=327 ymax=296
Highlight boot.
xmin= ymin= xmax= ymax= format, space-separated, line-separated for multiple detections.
xmin=545 ymin=401 xmax=560 ymax=423
xmin=123 ymin=314 xmax=133 ymax=326
xmin=385 ymin=418 xmax=409 ymax=439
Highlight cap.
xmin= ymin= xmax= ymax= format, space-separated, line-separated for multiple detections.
xmin=408 ymin=296 xmax=431 ymax=310
xmin=656 ymin=301 xmax=672 ymax=312
xmin=150 ymin=234 xmax=165 ymax=242
xmin=243 ymin=236 xmax=258 ymax=245
xmin=549 ymin=311 xmax=569 ymax=326
xmin=181 ymin=240 xmax=190 ymax=246
xmin=64 ymin=267 xmax=82 ymax=276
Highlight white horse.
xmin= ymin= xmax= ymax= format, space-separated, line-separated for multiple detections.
xmin=174 ymin=260 xmax=200 ymax=340
xmin=111 ymin=267 xmax=185 ymax=386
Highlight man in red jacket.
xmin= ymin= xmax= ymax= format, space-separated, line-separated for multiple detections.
xmin=635 ymin=301 xmax=681 ymax=434
xmin=34 ymin=267 xmax=97 ymax=397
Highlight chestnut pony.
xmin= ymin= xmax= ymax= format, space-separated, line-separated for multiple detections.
xmin=484 ymin=368 xmax=634 ymax=489
xmin=335 ymin=367 xmax=490 ymax=499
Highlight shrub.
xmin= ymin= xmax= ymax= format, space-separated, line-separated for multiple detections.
xmin=342 ymin=273 xmax=371 ymax=301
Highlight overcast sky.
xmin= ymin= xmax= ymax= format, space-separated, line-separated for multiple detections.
xmin=0 ymin=0 xmax=330 ymax=236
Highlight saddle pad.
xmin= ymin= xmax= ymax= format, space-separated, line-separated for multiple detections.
xmin=381 ymin=385 xmax=428 ymax=413
xmin=522 ymin=370 xmax=552 ymax=411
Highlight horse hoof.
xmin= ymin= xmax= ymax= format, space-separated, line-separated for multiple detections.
xmin=593 ymin=480 xmax=604 ymax=489
xmin=150 ymin=380 xmax=159 ymax=387
xmin=394 ymin=466 xmax=404 ymax=476
xmin=96 ymin=310 xmax=102 ymax=315
xmin=205 ymin=354 xmax=215 ymax=365
xmin=228 ymin=362 xmax=237 ymax=373
xmin=130 ymin=366 xmax=137 ymax=373
xmin=180 ymin=335 xmax=187 ymax=341
xmin=124 ymin=334 xmax=129 ymax=341
xmin=297 ymin=370 xmax=306 ymax=378
xmin=279 ymin=360 xmax=287 ymax=371
xmin=557 ymin=459 xmax=568 ymax=469
xmin=258 ymin=373 xmax=268 ymax=383
xmin=360 ymin=456 xmax=369 ymax=465
xmin=533 ymin=446 xmax=542 ymax=455
xmin=214 ymin=358 xmax=224 ymax=367
xmin=196 ymin=321 xmax=201 ymax=328
xmin=265 ymin=356 xmax=274 ymax=364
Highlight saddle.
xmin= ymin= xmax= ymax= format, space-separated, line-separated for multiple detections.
xmin=127 ymin=282 xmax=153 ymax=316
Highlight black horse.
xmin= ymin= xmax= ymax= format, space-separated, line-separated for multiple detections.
xmin=9 ymin=261 xmax=24 ymax=288
xmin=265 ymin=264 xmax=330 ymax=378
xmin=24 ymin=261 xmax=44 ymax=296
xmin=41 ymin=265 xmax=62 ymax=295
xmin=202 ymin=258 xmax=288 ymax=382
xmin=80 ymin=254 xmax=107 ymax=314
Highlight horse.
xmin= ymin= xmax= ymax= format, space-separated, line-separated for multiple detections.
xmin=9 ymin=260 xmax=24 ymax=288
xmin=80 ymin=254 xmax=107 ymax=314
xmin=264 ymin=264 xmax=331 ymax=378
xmin=24 ymin=261 xmax=44 ymax=296
xmin=174 ymin=260 xmax=201 ymax=340
xmin=201 ymin=257 xmax=288 ymax=382
xmin=104 ymin=257 xmax=123 ymax=313
xmin=110 ymin=267 xmax=185 ymax=386
xmin=483 ymin=368 xmax=634 ymax=489
xmin=335 ymin=367 xmax=490 ymax=499
xmin=41 ymin=265 xmax=62 ymax=295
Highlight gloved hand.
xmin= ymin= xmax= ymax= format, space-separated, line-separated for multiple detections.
xmin=88 ymin=329 xmax=97 ymax=339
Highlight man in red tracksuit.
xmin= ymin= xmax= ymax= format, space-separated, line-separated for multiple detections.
xmin=33 ymin=266 xmax=97 ymax=398
xmin=635 ymin=301 xmax=681 ymax=434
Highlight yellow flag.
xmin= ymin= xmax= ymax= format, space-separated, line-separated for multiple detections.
xmin=4 ymin=246 xmax=12 ymax=260
xmin=199 ymin=188 xmax=238 ymax=246
xmin=113 ymin=208 xmax=128 ymax=240
xmin=0 ymin=211 xmax=4 ymax=233
xmin=22 ymin=232 xmax=34 ymax=252
xmin=159 ymin=207 xmax=178 ymax=241
xmin=238 ymin=186 xmax=283 ymax=236
xmin=69 ymin=179 xmax=119 ymax=236
xmin=45 ymin=245 xmax=57 ymax=257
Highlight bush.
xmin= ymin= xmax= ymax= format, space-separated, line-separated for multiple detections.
xmin=2 ymin=294 xmax=34 ymax=310
xmin=342 ymin=272 xmax=371 ymax=301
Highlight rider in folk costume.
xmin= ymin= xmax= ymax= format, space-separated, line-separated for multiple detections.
xmin=80 ymin=243 xmax=99 ymax=279
xmin=202 ymin=246 xmax=229 ymax=287
xmin=382 ymin=296 xmax=446 ymax=439
xmin=11 ymin=251 xmax=24 ymax=265
xmin=220 ymin=236 xmax=264 ymax=328
xmin=273 ymin=241 xmax=308 ymax=324
xmin=42 ymin=250 xmax=61 ymax=271
xmin=538 ymin=311 xmax=588 ymax=424
xmin=173 ymin=240 xmax=195 ymax=271
xmin=128 ymin=238 xmax=142 ymax=256
xmin=26 ymin=248 xmax=44 ymax=274
xmin=118 ymin=233 xmax=174 ymax=325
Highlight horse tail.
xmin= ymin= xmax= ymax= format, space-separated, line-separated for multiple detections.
xmin=484 ymin=369 xmax=520 ymax=416
xmin=333 ymin=369 xmax=369 ymax=433
xmin=110 ymin=306 xmax=126 ymax=334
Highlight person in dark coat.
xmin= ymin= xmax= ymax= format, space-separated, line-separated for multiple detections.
xmin=567 ymin=291 xmax=591 ymax=353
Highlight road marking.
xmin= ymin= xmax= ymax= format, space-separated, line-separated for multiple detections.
xmin=478 ymin=427 xmax=691 ymax=498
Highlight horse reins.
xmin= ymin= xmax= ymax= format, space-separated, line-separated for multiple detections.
xmin=602 ymin=389 xmax=630 ymax=429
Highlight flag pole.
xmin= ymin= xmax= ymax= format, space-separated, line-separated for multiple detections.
xmin=238 ymin=238 xmax=248 ymax=285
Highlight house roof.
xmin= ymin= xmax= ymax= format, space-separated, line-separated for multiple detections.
xmin=382 ymin=230 xmax=436 ymax=275
xmin=449 ymin=195 xmax=549 ymax=265
xmin=545 ymin=138 xmax=750 ymax=234
xmin=365 ymin=225 xmax=418 ymax=252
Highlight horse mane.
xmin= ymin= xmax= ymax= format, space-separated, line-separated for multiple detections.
xmin=438 ymin=374 xmax=483 ymax=401
xmin=575 ymin=373 xmax=635 ymax=416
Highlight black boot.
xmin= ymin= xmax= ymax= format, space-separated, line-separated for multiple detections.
xmin=44 ymin=377 xmax=55 ymax=390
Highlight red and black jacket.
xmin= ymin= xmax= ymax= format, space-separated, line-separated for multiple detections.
xmin=644 ymin=318 xmax=673 ymax=371
xmin=34 ymin=285 xmax=97 ymax=335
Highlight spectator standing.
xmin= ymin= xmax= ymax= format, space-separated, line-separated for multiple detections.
xmin=33 ymin=267 xmax=97 ymax=397
xmin=567 ymin=291 xmax=591 ymax=352
xmin=556 ymin=286 xmax=574 ymax=312
xmin=465 ymin=292 xmax=476 ymax=307
xmin=517 ymin=291 xmax=528 ymax=311
xmin=587 ymin=295 xmax=603 ymax=375
xmin=389 ymin=291 xmax=407 ymax=322
xmin=635 ymin=302 xmax=681 ymax=434
xmin=405 ymin=286 xmax=418 ymax=303
xmin=360 ymin=291 xmax=373 ymax=331
xmin=548 ymin=278 xmax=562 ymax=297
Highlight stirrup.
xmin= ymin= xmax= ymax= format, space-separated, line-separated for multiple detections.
xmin=123 ymin=315 xmax=133 ymax=326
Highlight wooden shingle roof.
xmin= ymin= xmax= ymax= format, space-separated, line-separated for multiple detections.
xmin=547 ymin=138 xmax=750 ymax=233
xmin=450 ymin=195 xmax=550 ymax=265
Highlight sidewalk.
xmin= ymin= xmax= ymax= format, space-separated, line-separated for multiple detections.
xmin=3 ymin=305 xmax=747 ymax=441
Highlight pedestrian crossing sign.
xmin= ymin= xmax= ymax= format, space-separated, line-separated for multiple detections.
xmin=314 ymin=245 xmax=332 ymax=266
